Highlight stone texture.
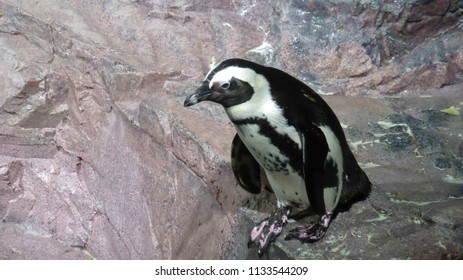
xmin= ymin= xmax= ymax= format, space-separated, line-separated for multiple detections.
xmin=0 ymin=0 xmax=462 ymax=259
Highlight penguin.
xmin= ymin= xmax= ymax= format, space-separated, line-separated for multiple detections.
xmin=184 ymin=58 xmax=371 ymax=257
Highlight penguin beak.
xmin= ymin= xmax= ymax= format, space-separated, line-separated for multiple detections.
xmin=184 ymin=82 xmax=213 ymax=107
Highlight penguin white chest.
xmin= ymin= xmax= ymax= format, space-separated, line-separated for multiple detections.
xmin=234 ymin=123 xmax=309 ymax=207
xmin=235 ymin=123 xmax=292 ymax=173
xmin=225 ymin=85 xmax=310 ymax=207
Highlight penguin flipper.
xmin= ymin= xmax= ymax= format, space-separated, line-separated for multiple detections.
xmin=285 ymin=126 xmax=332 ymax=242
xmin=231 ymin=134 xmax=261 ymax=194
xmin=300 ymin=126 xmax=329 ymax=216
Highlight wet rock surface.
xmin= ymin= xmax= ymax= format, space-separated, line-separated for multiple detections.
xmin=0 ymin=0 xmax=462 ymax=259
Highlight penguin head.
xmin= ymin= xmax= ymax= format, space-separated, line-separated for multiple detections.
xmin=184 ymin=59 xmax=269 ymax=108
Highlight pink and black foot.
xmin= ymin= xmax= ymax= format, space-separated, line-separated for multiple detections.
xmin=248 ymin=206 xmax=292 ymax=257
xmin=285 ymin=212 xmax=332 ymax=242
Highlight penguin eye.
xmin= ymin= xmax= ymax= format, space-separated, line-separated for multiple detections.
xmin=215 ymin=80 xmax=238 ymax=91
xmin=222 ymin=80 xmax=239 ymax=91
xmin=220 ymin=82 xmax=230 ymax=90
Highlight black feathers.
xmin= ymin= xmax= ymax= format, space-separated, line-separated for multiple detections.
xmin=231 ymin=134 xmax=261 ymax=194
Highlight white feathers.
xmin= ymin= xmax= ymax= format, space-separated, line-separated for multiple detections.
xmin=209 ymin=65 xmax=302 ymax=149
xmin=234 ymin=122 xmax=307 ymax=207
xmin=208 ymin=66 xmax=261 ymax=91
xmin=211 ymin=67 xmax=271 ymax=119
xmin=269 ymin=171 xmax=308 ymax=207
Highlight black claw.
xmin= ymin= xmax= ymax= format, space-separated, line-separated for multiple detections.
xmin=285 ymin=226 xmax=300 ymax=240
xmin=257 ymin=247 xmax=266 ymax=258
xmin=284 ymin=232 xmax=297 ymax=241
xmin=284 ymin=212 xmax=332 ymax=243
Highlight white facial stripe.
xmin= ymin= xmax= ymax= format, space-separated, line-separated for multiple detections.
xmin=219 ymin=67 xmax=270 ymax=116
xmin=215 ymin=66 xmax=301 ymax=150
xmin=208 ymin=66 xmax=258 ymax=88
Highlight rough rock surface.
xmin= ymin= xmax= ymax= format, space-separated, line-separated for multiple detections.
xmin=0 ymin=0 xmax=462 ymax=259
xmin=245 ymin=86 xmax=463 ymax=259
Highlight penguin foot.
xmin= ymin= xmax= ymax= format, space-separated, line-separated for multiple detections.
xmin=248 ymin=206 xmax=292 ymax=257
xmin=285 ymin=212 xmax=332 ymax=243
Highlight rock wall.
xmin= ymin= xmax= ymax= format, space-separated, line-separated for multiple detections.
xmin=0 ymin=0 xmax=462 ymax=259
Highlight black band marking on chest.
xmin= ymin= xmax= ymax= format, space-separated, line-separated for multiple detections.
xmin=232 ymin=117 xmax=303 ymax=175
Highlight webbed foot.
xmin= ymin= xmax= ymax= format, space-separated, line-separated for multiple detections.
xmin=248 ymin=206 xmax=292 ymax=257
xmin=285 ymin=212 xmax=332 ymax=242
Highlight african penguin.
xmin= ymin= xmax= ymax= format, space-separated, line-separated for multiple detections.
xmin=184 ymin=58 xmax=371 ymax=257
